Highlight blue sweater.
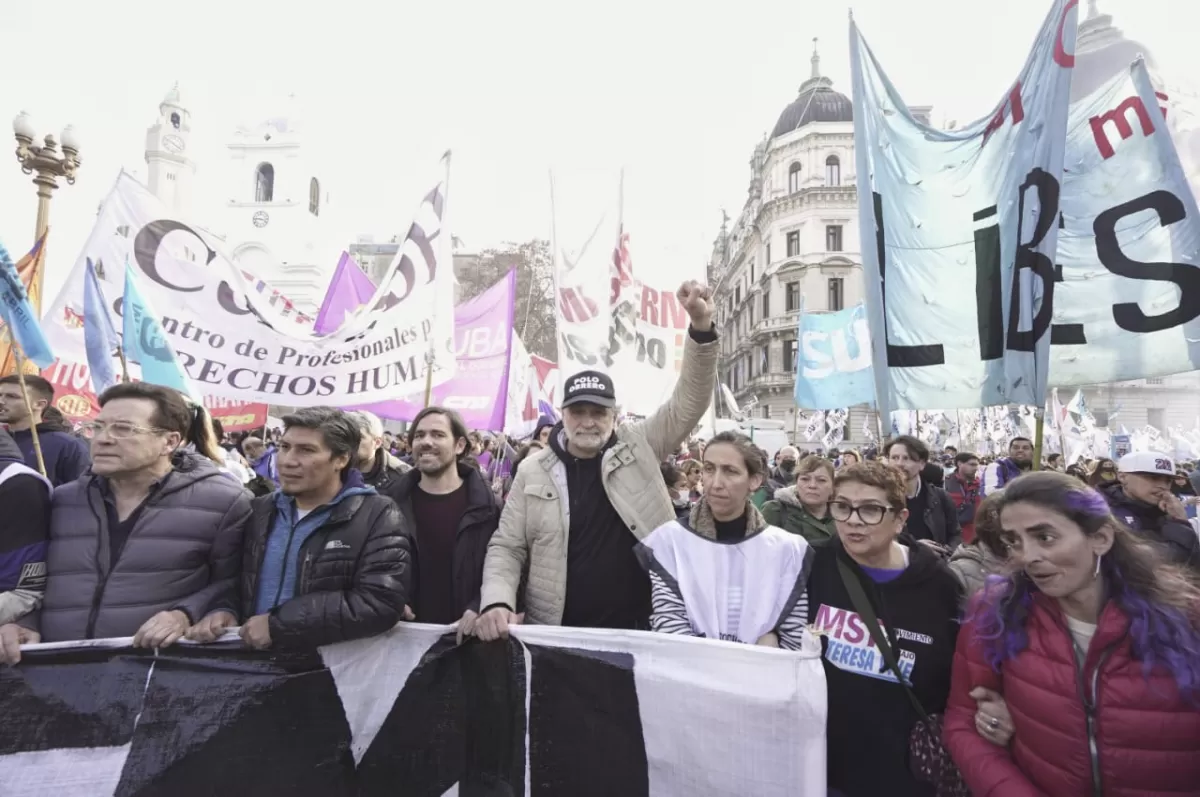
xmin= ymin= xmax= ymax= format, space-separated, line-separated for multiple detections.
xmin=253 ymin=472 xmax=375 ymax=615
xmin=11 ymin=425 xmax=91 ymax=487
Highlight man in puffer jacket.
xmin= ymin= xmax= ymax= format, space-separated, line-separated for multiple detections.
xmin=0 ymin=382 xmax=252 ymax=664
xmin=189 ymin=407 xmax=411 ymax=649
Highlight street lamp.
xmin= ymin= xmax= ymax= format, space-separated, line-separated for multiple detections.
xmin=13 ymin=110 xmax=82 ymax=242
xmin=12 ymin=110 xmax=82 ymax=302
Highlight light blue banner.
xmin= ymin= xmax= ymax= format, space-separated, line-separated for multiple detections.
xmin=794 ymin=304 xmax=875 ymax=410
xmin=122 ymin=263 xmax=197 ymax=398
xmin=0 ymin=239 xmax=55 ymax=368
xmin=850 ymin=0 xmax=1075 ymax=417
xmin=84 ymin=258 xmax=120 ymax=395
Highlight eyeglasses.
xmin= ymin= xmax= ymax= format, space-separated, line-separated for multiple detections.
xmin=828 ymin=500 xmax=895 ymax=525
xmin=79 ymin=421 xmax=167 ymax=440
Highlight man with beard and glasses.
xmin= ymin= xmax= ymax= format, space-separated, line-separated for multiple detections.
xmin=471 ymin=280 xmax=718 ymax=640
xmin=981 ymin=436 xmax=1034 ymax=496
xmin=386 ymin=406 xmax=501 ymax=633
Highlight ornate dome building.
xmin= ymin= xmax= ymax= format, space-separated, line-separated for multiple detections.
xmin=706 ymin=42 xmax=894 ymax=447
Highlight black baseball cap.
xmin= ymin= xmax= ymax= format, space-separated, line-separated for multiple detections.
xmin=562 ymin=370 xmax=617 ymax=409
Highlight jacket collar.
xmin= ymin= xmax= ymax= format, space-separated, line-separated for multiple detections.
xmin=687 ymin=499 xmax=768 ymax=541
xmin=272 ymin=468 xmax=374 ymax=520
xmin=1031 ymin=589 xmax=1131 ymax=651
xmin=395 ymin=459 xmax=498 ymax=515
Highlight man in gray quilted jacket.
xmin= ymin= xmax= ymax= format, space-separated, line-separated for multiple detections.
xmin=471 ymin=280 xmax=718 ymax=641
xmin=0 ymin=382 xmax=251 ymax=664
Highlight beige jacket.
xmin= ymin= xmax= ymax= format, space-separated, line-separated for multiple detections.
xmin=480 ymin=333 xmax=718 ymax=625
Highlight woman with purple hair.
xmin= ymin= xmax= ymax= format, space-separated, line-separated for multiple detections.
xmin=944 ymin=471 xmax=1200 ymax=796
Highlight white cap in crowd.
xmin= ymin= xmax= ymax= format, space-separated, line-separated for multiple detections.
xmin=1117 ymin=451 xmax=1175 ymax=477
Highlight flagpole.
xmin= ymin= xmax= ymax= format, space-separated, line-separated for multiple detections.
xmin=116 ymin=344 xmax=130 ymax=383
xmin=6 ymin=331 xmax=47 ymax=477
xmin=424 ymin=151 xmax=452 ymax=409
xmin=1031 ymin=408 xmax=1045 ymax=472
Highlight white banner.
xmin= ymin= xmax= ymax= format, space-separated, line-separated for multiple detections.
xmin=552 ymin=177 xmax=703 ymax=416
xmin=42 ymin=166 xmax=456 ymax=406
xmin=1050 ymin=62 xmax=1200 ymax=383
xmin=851 ymin=0 xmax=1078 ymax=418
xmin=503 ymin=333 xmax=539 ymax=437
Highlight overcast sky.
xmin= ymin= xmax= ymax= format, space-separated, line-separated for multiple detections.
xmin=1 ymin=0 xmax=1194 ymax=297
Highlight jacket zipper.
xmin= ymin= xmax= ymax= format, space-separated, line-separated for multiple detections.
xmin=299 ymin=552 xmax=313 ymax=594
xmin=271 ymin=512 xmax=302 ymax=609
xmin=1059 ymin=611 xmax=1123 ymax=797
xmin=85 ymin=486 xmax=165 ymax=638
xmin=1081 ymin=645 xmax=1117 ymax=796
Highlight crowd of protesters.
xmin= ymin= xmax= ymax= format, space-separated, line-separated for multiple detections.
xmin=2 ymin=280 xmax=1200 ymax=795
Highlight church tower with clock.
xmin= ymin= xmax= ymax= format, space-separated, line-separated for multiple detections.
xmin=144 ymin=83 xmax=196 ymax=216
xmin=219 ymin=97 xmax=334 ymax=313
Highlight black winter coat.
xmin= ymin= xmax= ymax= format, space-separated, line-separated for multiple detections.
xmin=387 ymin=462 xmax=501 ymax=617
xmin=911 ymin=481 xmax=962 ymax=550
xmin=1100 ymin=482 xmax=1200 ymax=570
xmin=241 ymin=491 xmax=411 ymax=648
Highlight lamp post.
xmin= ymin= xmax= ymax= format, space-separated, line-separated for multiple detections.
xmin=12 ymin=110 xmax=82 ymax=301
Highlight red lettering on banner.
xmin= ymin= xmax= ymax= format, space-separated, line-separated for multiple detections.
xmin=558 ymin=287 xmax=599 ymax=323
xmin=982 ymin=83 xmax=1026 ymax=144
xmin=1054 ymin=0 xmax=1079 ymax=67
xmin=640 ymin=286 xmax=660 ymax=326
xmin=1089 ymin=93 xmax=1169 ymax=160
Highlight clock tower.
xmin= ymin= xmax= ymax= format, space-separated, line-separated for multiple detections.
xmin=145 ymin=83 xmax=196 ymax=216
xmin=220 ymin=100 xmax=334 ymax=313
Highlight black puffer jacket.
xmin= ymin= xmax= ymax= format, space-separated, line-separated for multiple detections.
xmin=1099 ymin=482 xmax=1200 ymax=570
xmin=388 ymin=461 xmax=501 ymax=617
xmin=240 ymin=489 xmax=412 ymax=648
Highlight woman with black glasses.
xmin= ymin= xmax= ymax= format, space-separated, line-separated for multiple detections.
xmin=805 ymin=460 xmax=964 ymax=797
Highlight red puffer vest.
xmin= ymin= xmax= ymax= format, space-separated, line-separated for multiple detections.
xmin=944 ymin=593 xmax=1200 ymax=796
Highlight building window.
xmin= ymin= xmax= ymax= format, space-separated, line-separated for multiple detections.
xmin=255 ymin=163 xmax=275 ymax=202
xmin=825 ymin=155 xmax=841 ymax=186
xmin=788 ymin=162 xmax=802 ymax=193
xmin=765 ymin=242 xmax=771 ymax=264
xmin=785 ymin=282 xmax=801 ymax=312
xmin=166 ymin=173 xmax=176 ymax=181
xmin=761 ymin=405 xmax=771 ymax=419
xmin=783 ymin=338 xmax=798 ymax=372
xmin=825 ymin=224 xmax=843 ymax=252
xmin=761 ymin=290 xmax=770 ymax=318
xmin=1093 ymin=409 xmax=1108 ymax=427
xmin=1147 ymin=408 xmax=1165 ymax=431
xmin=786 ymin=231 xmax=800 ymax=257
xmin=309 ymin=177 xmax=321 ymax=216
xmin=1145 ymin=378 xmax=1164 ymax=385
xmin=735 ymin=285 xmax=742 ymax=305
xmin=828 ymin=277 xmax=844 ymax=311
xmin=750 ymin=260 xmax=755 ymax=283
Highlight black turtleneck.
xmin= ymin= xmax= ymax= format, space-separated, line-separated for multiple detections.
xmin=714 ymin=512 xmax=748 ymax=542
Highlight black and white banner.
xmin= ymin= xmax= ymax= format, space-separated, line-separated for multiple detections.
xmin=0 ymin=625 xmax=827 ymax=796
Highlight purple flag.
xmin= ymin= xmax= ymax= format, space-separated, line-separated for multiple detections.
xmin=341 ymin=270 xmax=517 ymax=430
xmin=314 ymin=252 xmax=378 ymax=335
